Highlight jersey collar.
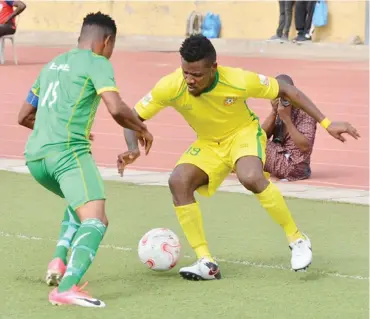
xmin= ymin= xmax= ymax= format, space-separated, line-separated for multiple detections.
xmin=202 ymin=70 xmax=219 ymax=94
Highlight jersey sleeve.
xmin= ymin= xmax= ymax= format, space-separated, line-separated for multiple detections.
xmin=89 ymin=56 xmax=118 ymax=95
xmin=244 ymin=71 xmax=279 ymax=100
xmin=134 ymin=81 xmax=171 ymax=120
xmin=5 ymin=0 xmax=14 ymax=6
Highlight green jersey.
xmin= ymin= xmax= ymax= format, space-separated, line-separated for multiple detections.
xmin=25 ymin=48 xmax=118 ymax=162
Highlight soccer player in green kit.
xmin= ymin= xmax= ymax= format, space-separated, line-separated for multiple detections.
xmin=17 ymin=12 xmax=153 ymax=308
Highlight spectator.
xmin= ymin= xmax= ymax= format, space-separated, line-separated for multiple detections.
xmin=262 ymin=74 xmax=317 ymax=181
xmin=268 ymin=0 xmax=295 ymax=42
xmin=293 ymin=0 xmax=316 ymax=42
xmin=0 ymin=0 xmax=26 ymax=38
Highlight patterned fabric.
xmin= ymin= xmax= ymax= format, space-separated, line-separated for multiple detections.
xmin=264 ymin=107 xmax=317 ymax=181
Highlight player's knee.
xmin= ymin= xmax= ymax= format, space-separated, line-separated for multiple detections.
xmin=168 ymin=172 xmax=195 ymax=205
xmin=75 ymin=199 xmax=109 ymax=226
xmin=238 ymin=170 xmax=267 ymax=194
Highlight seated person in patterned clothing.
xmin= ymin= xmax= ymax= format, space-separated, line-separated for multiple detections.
xmin=262 ymin=74 xmax=317 ymax=181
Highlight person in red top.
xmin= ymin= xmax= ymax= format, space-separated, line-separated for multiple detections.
xmin=262 ymin=74 xmax=317 ymax=181
xmin=0 ymin=0 xmax=26 ymax=37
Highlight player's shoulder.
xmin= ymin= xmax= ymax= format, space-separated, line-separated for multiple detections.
xmin=217 ymin=65 xmax=250 ymax=91
xmin=151 ymin=68 xmax=186 ymax=101
xmin=218 ymin=65 xmax=272 ymax=90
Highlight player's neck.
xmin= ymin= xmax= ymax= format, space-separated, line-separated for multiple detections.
xmin=202 ymin=70 xmax=219 ymax=94
xmin=77 ymin=41 xmax=95 ymax=52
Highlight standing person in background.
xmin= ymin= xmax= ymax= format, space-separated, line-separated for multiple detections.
xmin=0 ymin=0 xmax=26 ymax=37
xmin=268 ymin=0 xmax=294 ymax=43
xmin=293 ymin=0 xmax=316 ymax=42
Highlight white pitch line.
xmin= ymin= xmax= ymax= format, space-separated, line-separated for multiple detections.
xmin=0 ymin=231 xmax=368 ymax=281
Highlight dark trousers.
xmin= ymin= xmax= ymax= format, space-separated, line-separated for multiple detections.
xmin=0 ymin=24 xmax=16 ymax=37
xmin=276 ymin=0 xmax=294 ymax=37
xmin=295 ymin=1 xmax=316 ymax=36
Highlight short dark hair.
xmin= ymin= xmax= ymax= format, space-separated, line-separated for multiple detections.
xmin=179 ymin=34 xmax=216 ymax=65
xmin=276 ymin=74 xmax=294 ymax=86
xmin=81 ymin=11 xmax=117 ymax=38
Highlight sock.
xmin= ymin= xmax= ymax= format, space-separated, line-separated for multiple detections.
xmin=53 ymin=206 xmax=81 ymax=264
xmin=58 ymin=218 xmax=107 ymax=292
xmin=255 ymin=182 xmax=303 ymax=243
xmin=174 ymin=202 xmax=214 ymax=262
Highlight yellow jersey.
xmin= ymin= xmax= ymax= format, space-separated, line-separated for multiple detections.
xmin=134 ymin=66 xmax=280 ymax=142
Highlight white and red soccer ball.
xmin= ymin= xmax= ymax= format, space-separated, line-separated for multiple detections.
xmin=138 ymin=228 xmax=181 ymax=271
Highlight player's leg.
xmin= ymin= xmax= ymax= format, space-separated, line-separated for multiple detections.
xmin=26 ymin=160 xmax=78 ymax=285
xmin=45 ymin=151 xmax=107 ymax=307
xmin=169 ymin=141 xmax=230 ymax=280
xmin=45 ymin=206 xmax=81 ymax=286
xmin=231 ymin=124 xmax=312 ymax=271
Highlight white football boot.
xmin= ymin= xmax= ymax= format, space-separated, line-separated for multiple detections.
xmin=179 ymin=257 xmax=222 ymax=281
xmin=289 ymin=233 xmax=312 ymax=271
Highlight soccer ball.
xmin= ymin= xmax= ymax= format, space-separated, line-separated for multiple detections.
xmin=138 ymin=228 xmax=181 ymax=271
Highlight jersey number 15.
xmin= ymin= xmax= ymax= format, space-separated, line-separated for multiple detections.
xmin=41 ymin=81 xmax=60 ymax=108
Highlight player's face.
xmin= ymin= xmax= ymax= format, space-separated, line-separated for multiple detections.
xmin=181 ymin=59 xmax=217 ymax=96
xmin=102 ymin=35 xmax=116 ymax=59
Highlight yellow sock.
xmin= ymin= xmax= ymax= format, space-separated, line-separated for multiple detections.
xmin=255 ymin=182 xmax=303 ymax=243
xmin=174 ymin=202 xmax=214 ymax=261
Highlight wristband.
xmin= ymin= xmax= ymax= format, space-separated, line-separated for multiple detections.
xmin=320 ymin=118 xmax=332 ymax=129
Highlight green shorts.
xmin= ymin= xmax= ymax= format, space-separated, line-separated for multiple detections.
xmin=26 ymin=150 xmax=106 ymax=210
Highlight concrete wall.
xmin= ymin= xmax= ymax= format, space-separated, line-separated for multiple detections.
xmin=18 ymin=1 xmax=367 ymax=44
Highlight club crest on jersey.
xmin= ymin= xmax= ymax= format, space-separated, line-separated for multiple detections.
xmin=258 ymin=74 xmax=270 ymax=87
xmin=224 ymin=97 xmax=237 ymax=106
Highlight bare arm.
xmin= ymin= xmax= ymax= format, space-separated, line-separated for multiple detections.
xmin=261 ymin=111 xmax=277 ymax=139
xmin=101 ymin=91 xmax=147 ymax=134
xmin=276 ymin=79 xmax=360 ymax=142
xmin=277 ymin=80 xmax=326 ymax=123
xmin=124 ymin=109 xmax=145 ymax=151
xmin=18 ymin=101 xmax=36 ymax=130
xmin=283 ymin=119 xmax=310 ymax=153
xmin=6 ymin=0 xmax=26 ymax=23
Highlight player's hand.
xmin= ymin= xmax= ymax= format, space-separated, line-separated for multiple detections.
xmin=326 ymin=122 xmax=360 ymax=143
xmin=89 ymin=133 xmax=95 ymax=141
xmin=136 ymin=129 xmax=154 ymax=155
xmin=117 ymin=149 xmax=141 ymax=177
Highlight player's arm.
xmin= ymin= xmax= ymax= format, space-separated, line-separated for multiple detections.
xmin=5 ymin=0 xmax=26 ymax=24
xmin=118 ymin=84 xmax=169 ymax=176
xmin=18 ymin=80 xmax=40 ymax=130
xmin=276 ymin=78 xmax=360 ymax=142
xmin=124 ymin=85 xmax=169 ymax=151
xmin=100 ymin=91 xmax=149 ymax=137
xmin=89 ymin=56 xmax=152 ymax=152
xmin=245 ymin=71 xmax=360 ymax=142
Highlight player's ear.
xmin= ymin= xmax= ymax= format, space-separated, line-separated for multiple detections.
xmin=104 ymin=35 xmax=112 ymax=47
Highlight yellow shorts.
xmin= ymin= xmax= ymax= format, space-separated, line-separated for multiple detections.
xmin=176 ymin=121 xmax=268 ymax=197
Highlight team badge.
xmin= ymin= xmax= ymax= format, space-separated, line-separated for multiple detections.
xmin=224 ymin=97 xmax=237 ymax=106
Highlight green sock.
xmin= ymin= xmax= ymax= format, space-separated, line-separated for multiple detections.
xmin=53 ymin=206 xmax=81 ymax=264
xmin=58 ymin=218 xmax=107 ymax=292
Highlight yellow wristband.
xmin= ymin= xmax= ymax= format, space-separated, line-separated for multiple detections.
xmin=320 ymin=118 xmax=332 ymax=129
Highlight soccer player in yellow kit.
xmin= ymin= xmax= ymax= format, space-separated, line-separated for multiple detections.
xmin=121 ymin=35 xmax=360 ymax=280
